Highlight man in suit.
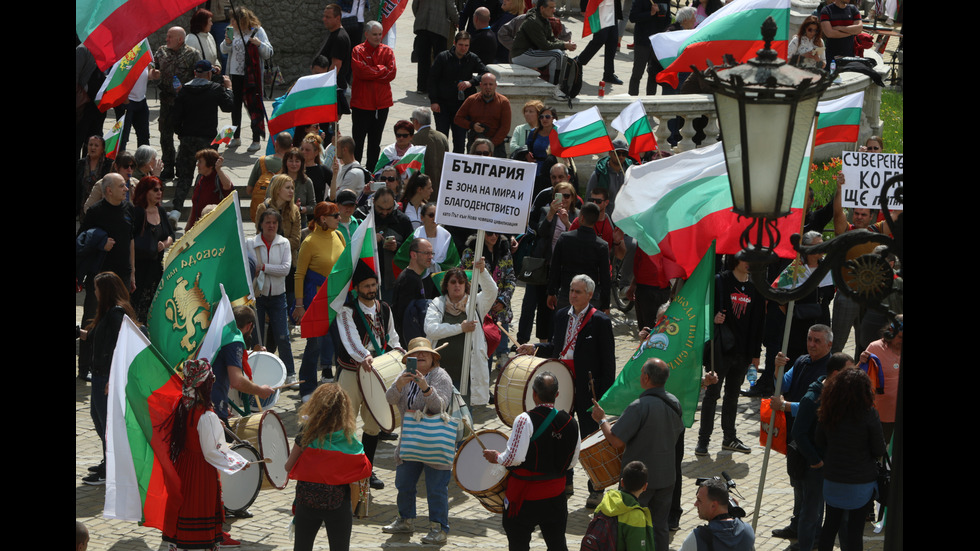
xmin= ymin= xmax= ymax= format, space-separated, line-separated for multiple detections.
xmin=547 ymin=202 xmax=611 ymax=312
xmin=517 ymin=273 xmax=615 ymax=506
xmin=591 ymin=358 xmax=684 ymax=551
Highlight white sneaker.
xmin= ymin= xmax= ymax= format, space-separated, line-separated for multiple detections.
xmin=247 ymin=141 xmax=262 ymax=153
xmin=420 ymin=523 xmax=447 ymax=545
xmin=285 ymin=375 xmax=296 ymax=385
xmin=228 ymin=138 xmax=241 ymax=148
xmin=167 ymin=210 xmax=181 ymax=225
xmin=382 ymin=517 xmax=415 ymax=534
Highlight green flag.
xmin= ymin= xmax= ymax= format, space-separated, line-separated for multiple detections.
xmin=598 ymin=242 xmax=715 ymax=427
xmin=147 ymin=192 xmax=253 ymax=368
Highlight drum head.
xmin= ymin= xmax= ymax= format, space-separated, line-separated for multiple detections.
xmin=494 ymin=356 xmax=576 ymax=427
xmin=356 ymin=351 xmax=404 ymax=433
xmin=453 ymin=430 xmax=509 ymax=492
xmin=231 ymin=351 xmax=287 ymax=410
xmin=527 ymin=360 xmax=575 ymax=417
xmin=581 ymin=427 xmax=607 ymax=448
xmin=220 ymin=443 xmax=262 ymax=513
xmin=256 ymin=410 xmax=290 ymax=490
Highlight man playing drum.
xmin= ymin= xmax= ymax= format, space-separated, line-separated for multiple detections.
xmin=483 ymin=372 xmax=581 ymax=551
xmin=337 ymin=259 xmax=402 ymax=490
xmin=591 ymin=358 xmax=684 ymax=551
xmin=517 ymin=273 xmax=615 ymax=507
xmin=212 ymin=306 xmax=275 ymax=424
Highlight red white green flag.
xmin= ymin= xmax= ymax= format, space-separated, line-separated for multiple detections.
xmin=76 ymin=0 xmax=201 ymax=70
xmin=268 ymin=70 xmax=338 ymax=136
xmin=212 ymin=125 xmax=238 ymax=146
xmin=611 ymin=101 xmax=658 ymax=158
xmin=652 ymin=0 xmax=789 ymax=88
xmin=583 ymin=0 xmax=616 ymax=38
xmin=815 ymin=92 xmax=864 ymax=146
xmin=103 ymin=114 xmax=125 ymax=160
xmin=288 ymin=430 xmax=372 ymax=485
xmin=95 ymin=39 xmax=152 ymax=112
xmin=375 ymin=145 xmax=426 ymax=178
xmin=550 ymin=107 xmax=614 ymax=158
xmin=612 ymin=141 xmax=808 ymax=280
xmin=376 ymin=0 xmax=409 ymax=40
xmin=301 ymin=204 xmax=379 ymax=338
xmin=104 ymin=316 xmax=183 ymax=533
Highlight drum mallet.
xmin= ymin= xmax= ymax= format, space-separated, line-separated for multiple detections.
xmin=460 ymin=417 xmax=488 ymax=450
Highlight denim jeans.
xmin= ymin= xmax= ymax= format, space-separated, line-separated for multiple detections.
xmin=299 ymin=334 xmax=334 ymax=397
xmin=255 ymin=293 xmax=295 ymax=377
xmin=395 ymin=461 xmax=451 ymax=533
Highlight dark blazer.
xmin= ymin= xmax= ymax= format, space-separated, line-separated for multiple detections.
xmin=534 ymin=306 xmax=616 ymax=409
xmin=548 ymin=226 xmax=611 ymax=311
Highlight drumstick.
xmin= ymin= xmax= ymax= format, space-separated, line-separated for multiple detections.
xmin=496 ymin=322 xmax=521 ymax=349
xmin=273 ymin=381 xmax=304 ymax=390
xmin=433 ymin=343 xmax=450 ymax=352
xmin=248 ymin=458 xmax=272 ymax=465
xmin=460 ymin=417 xmax=487 ymax=450
xmin=589 ymin=372 xmax=597 ymax=403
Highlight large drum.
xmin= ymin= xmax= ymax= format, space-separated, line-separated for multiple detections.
xmin=231 ymin=351 xmax=287 ymax=411
xmin=453 ymin=429 xmax=510 ymax=514
xmin=579 ymin=425 xmax=624 ymax=490
xmin=357 ymin=349 xmax=405 ymax=433
xmin=220 ymin=442 xmax=262 ymax=514
xmin=231 ymin=410 xmax=291 ymax=490
xmin=494 ymin=355 xmax=575 ymax=427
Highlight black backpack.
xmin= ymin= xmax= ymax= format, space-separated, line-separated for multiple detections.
xmin=580 ymin=510 xmax=617 ymax=551
xmin=557 ymin=54 xmax=583 ymax=105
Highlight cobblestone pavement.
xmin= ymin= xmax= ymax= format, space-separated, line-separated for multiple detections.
xmin=77 ymin=7 xmax=893 ymax=550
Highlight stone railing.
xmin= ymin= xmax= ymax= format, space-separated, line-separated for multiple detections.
xmin=491 ymin=61 xmax=884 ymax=169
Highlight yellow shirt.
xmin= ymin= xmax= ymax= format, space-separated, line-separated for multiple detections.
xmin=294 ymin=226 xmax=346 ymax=302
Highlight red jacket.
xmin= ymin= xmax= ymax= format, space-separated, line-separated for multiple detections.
xmin=350 ymin=41 xmax=396 ymax=110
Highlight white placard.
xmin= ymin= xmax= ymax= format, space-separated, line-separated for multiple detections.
xmin=840 ymin=151 xmax=904 ymax=209
xmin=435 ymin=153 xmax=537 ymax=233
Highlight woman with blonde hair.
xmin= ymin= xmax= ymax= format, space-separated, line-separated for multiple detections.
xmin=301 ymin=133 xmax=333 ymax=202
xmin=508 ymin=100 xmax=544 ymax=155
xmin=285 ymin=383 xmax=372 ymax=551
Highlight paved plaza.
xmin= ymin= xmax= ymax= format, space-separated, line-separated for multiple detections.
xmin=76 ymin=7 xmax=895 ymax=550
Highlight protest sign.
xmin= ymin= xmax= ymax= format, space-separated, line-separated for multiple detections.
xmin=840 ymin=151 xmax=904 ymax=209
xmin=435 ymin=153 xmax=536 ymax=234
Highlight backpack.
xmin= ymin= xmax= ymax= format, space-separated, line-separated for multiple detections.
xmin=580 ymin=510 xmax=617 ymax=551
xmin=249 ymin=156 xmax=275 ymax=222
xmin=557 ymin=54 xmax=583 ymax=105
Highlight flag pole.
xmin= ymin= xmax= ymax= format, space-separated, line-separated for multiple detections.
xmin=330 ymin=126 xmax=339 ymax=201
xmin=459 ymin=229 xmax=485 ymax=398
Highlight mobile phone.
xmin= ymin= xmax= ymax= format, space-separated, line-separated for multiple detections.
xmin=406 ymin=357 xmax=418 ymax=374
xmin=226 ymin=26 xmax=234 ymax=41
xmin=554 ymin=192 xmax=562 ymax=203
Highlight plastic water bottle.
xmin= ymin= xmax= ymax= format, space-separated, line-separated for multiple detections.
xmin=598 ymin=80 xmax=606 ymax=98
xmin=172 ymin=75 xmax=181 ymax=90
xmin=746 ymin=364 xmax=758 ymax=388
xmin=829 ymin=60 xmax=837 ymax=74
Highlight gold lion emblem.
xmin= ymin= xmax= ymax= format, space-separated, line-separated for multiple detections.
xmin=164 ymin=272 xmax=212 ymax=352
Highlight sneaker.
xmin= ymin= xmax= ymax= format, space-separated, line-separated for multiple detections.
xmin=603 ymin=74 xmax=624 ymax=85
xmin=379 ymin=431 xmax=398 ymax=441
xmin=168 ymin=210 xmax=181 ymax=226
xmin=285 ymin=375 xmax=297 ymax=385
xmin=420 ymin=523 xmax=447 ymax=545
xmin=88 ymin=461 xmax=105 ymax=473
xmin=301 ymin=394 xmax=312 ymax=403
xmin=247 ymin=141 xmax=262 ymax=153
xmin=228 ymin=138 xmax=241 ymax=148
xmin=82 ymin=472 xmax=105 ymax=485
xmin=221 ymin=532 xmax=241 ymax=547
xmin=694 ymin=441 xmax=709 ymax=457
xmin=370 ymin=472 xmax=385 ymax=490
xmin=722 ymin=438 xmax=751 ymax=454
xmin=382 ymin=516 xmax=415 ymax=534
xmin=772 ymin=526 xmax=798 ymax=539
xmin=585 ymin=491 xmax=603 ymax=509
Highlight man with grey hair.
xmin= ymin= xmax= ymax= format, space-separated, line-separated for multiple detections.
xmin=768 ymin=323 xmax=834 ymax=541
xmin=592 ymin=357 xmax=683 ymax=551
xmin=351 ymin=20 xmax=396 ymax=171
xmin=518 ymin=273 xmax=615 ymax=505
xmin=411 ymin=106 xmax=449 ymax=195
xmin=482 ymin=370 xmax=581 ymax=550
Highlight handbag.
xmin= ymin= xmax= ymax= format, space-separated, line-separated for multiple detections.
xmin=449 ymin=388 xmax=473 ymax=443
xmin=759 ymin=399 xmax=787 ymax=455
xmin=517 ymin=256 xmax=549 ymax=285
xmin=398 ymin=410 xmax=459 ymax=467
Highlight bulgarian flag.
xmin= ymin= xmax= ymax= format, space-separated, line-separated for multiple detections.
xmin=652 ymin=0 xmax=790 ymax=88
xmin=76 ymin=0 xmax=201 ymax=70
xmin=376 ymin=0 xmax=409 ymax=40
xmin=95 ymin=39 xmax=151 ymax=112
xmin=612 ymin=141 xmax=808 ymax=280
xmin=195 ymin=284 xmax=246 ymax=365
xmin=212 ymin=125 xmax=238 ymax=146
xmin=301 ymin=204 xmax=379 ymax=338
xmin=598 ymin=242 xmax=714 ymax=426
xmin=103 ymin=114 xmax=125 ymax=160
xmin=815 ymin=92 xmax=864 ymax=146
xmin=611 ymin=101 xmax=658 ymax=158
xmin=583 ymin=0 xmax=616 ymax=38
xmin=550 ymin=107 xmax=614 ymax=158
xmin=288 ymin=430 xmax=372 ymax=486
xmin=375 ymin=145 xmax=426 ymax=178
xmin=268 ymin=70 xmax=338 ymax=136
xmin=104 ymin=315 xmax=183 ymax=533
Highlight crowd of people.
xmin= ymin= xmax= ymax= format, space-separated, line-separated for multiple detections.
xmin=77 ymin=1 xmax=900 ymax=550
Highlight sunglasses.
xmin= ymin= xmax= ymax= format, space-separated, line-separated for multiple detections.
xmin=540 ymin=114 xmax=554 ymax=120
xmin=425 ymin=212 xmax=436 ymax=218
xmin=559 ymin=193 xmax=572 ymax=199
xmin=589 ymin=197 xmax=605 ymax=203
xmin=383 ymin=176 xmax=398 ymax=182
xmin=326 ymin=213 xmax=341 ymax=218
xmin=474 ymin=150 xmax=491 ymax=156
xmin=396 ymin=133 xmax=412 ymax=138
xmin=152 ymin=187 xmax=163 ymax=192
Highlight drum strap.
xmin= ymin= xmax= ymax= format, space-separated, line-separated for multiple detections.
xmin=353 ymin=299 xmax=387 ymax=356
xmin=560 ymin=307 xmax=595 ymax=359
xmin=529 ymin=408 xmax=558 ymax=443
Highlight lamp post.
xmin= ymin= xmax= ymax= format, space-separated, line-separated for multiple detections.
xmin=695 ymin=16 xmax=903 ymax=548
